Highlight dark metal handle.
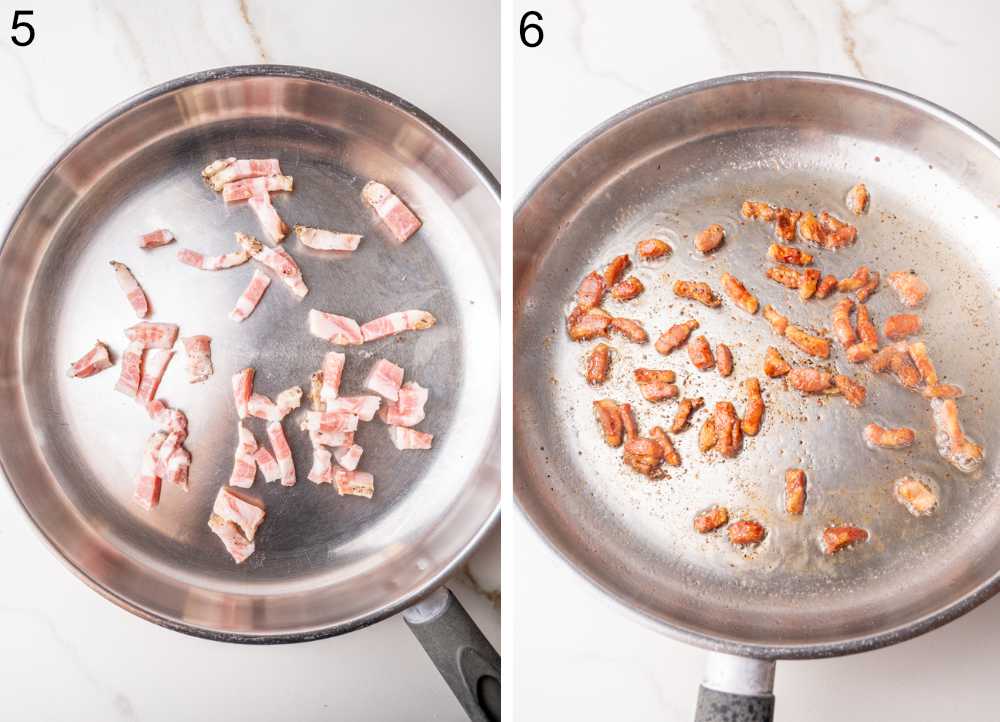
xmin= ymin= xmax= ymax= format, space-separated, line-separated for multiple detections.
xmin=404 ymin=587 xmax=500 ymax=722
xmin=695 ymin=687 xmax=775 ymax=722
xmin=695 ymin=653 xmax=775 ymax=722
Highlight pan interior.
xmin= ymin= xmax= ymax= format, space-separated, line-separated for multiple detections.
xmin=0 ymin=70 xmax=498 ymax=638
xmin=515 ymin=76 xmax=1000 ymax=653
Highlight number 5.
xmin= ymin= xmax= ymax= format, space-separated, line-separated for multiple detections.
xmin=520 ymin=11 xmax=543 ymax=48
xmin=12 ymin=10 xmax=34 ymax=47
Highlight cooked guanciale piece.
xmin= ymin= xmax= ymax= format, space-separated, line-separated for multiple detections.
xmin=689 ymin=335 xmax=715 ymax=370
xmin=785 ymin=325 xmax=831 ymax=358
xmin=714 ymin=401 xmax=743 ymax=458
xmin=855 ymin=303 xmax=878 ymax=347
xmin=822 ymin=525 xmax=869 ymax=554
xmin=856 ymin=270 xmax=880 ymax=303
xmin=576 ymin=271 xmax=606 ymax=309
xmin=636 ymin=238 xmax=671 ymax=260
xmin=846 ymin=342 xmax=876 ymax=363
xmin=833 ymin=374 xmax=866 ymax=407
xmin=671 ymin=397 xmax=704 ymax=433
xmin=621 ymin=403 xmax=638 ymax=442
xmin=593 ymin=399 xmax=623 ymax=447
xmin=634 ymin=368 xmax=679 ymax=402
xmin=788 ymin=367 xmax=833 ymax=393
xmin=763 ymin=346 xmax=791 ymax=377
xmin=762 ymin=305 xmax=789 ymax=335
xmin=768 ymin=244 xmax=812 ymax=266
xmin=655 ymin=319 xmax=699 ymax=355
xmin=741 ymin=200 xmax=777 ymax=222
xmin=766 ymin=265 xmax=802 ymax=290
xmin=923 ymin=383 xmax=964 ymax=399
xmin=894 ymin=476 xmax=938 ymax=516
xmin=907 ymin=341 xmax=937 ymax=384
xmin=799 ymin=268 xmax=821 ymax=300
xmin=798 ymin=210 xmax=858 ymax=249
xmin=698 ymin=417 xmax=717 ymax=452
xmin=831 ymin=297 xmax=857 ymax=349
xmin=931 ymin=398 xmax=984 ymax=473
xmin=721 ymin=272 xmax=759 ymax=314
xmin=846 ymin=183 xmax=870 ymax=215
xmin=869 ymin=344 xmax=921 ymax=389
xmin=716 ymin=343 xmax=734 ymax=377
xmin=603 ymin=254 xmax=631 ymax=286
xmin=650 ymin=426 xmax=681 ymax=466
xmin=610 ymin=317 xmax=648 ymax=343
xmin=883 ymin=314 xmax=922 ymax=341
xmin=863 ymin=423 xmax=915 ymax=449
xmin=673 ymin=280 xmax=721 ymax=307
xmin=728 ymin=520 xmax=766 ymax=546
xmin=785 ymin=469 xmax=807 ymax=515
xmin=887 ymin=271 xmax=928 ymax=307
xmin=694 ymin=506 xmax=729 ymax=533
xmin=567 ymin=306 xmax=613 ymax=340
xmin=837 ymin=266 xmax=869 ymax=293
xmin=815 ymin=274 xmax=838 ymax=299
xmin=623 ymin=436 xmax=665 ymax=478
xmin=741 ymin=201 xmax=801 ymax=242
xmin=741 ymin=378 xmax=764 ymax=436
xmin=611 ymin=276 xmax=644 ymax=301
xmin=695 ymin=223 xmax=726 ymax=253
xmin=586 ymin=343 xmax=611 ymax=385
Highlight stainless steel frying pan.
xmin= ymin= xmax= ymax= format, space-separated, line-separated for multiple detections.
xmin=515 ymin=72 xmax=1000 ymax=720
xmin=0 ymin=66 xmax=499 ymax=720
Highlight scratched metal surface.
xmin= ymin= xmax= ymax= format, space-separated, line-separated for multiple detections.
xmin=0 ymin=67 xmax=499 ymax=641
xmin=515 ymin=73 xmax=1000 ymax=657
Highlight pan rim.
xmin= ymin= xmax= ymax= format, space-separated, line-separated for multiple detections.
xmin=0 ymin=64 xmax=500 ymax=645
xmin=514 ymin=70 xmax=1000 ymax=659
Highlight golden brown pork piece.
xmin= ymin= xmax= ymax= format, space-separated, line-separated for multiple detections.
xmin=610 ymin=276 xmax=644 ymax=301
xmin=634 ymin=368 xmax=679 ymax=402
xmin=788 ymin=367 xmax=833 ymax=393
xmin=623 ymin=437 xmax=665 ymax=478
xmin=688 ymin=335 xmax=715 ymax=371
xmin=694 ymin=506 xmax=729 ymax=533
xmin=856 ymin=270 xmax=880 ymax=303
xmin=785 ymin=325 xmax=831 ymax=358
xmin=822 ymin=525 xmax=868 ymax=554
xmin=695 ymin=224 xmax=725 ymax=253
xmin=846 ymin=342 xmax=876 ymax=363
xmin=671 ymin=397 xmax=704 ymax=433
xmin=768 ymin=244 xmax=813 ymax=266
xmin=907 ymin=341 xmax=937 ymax=384
xmin=716 ymin=343 xmax=734 ymax=377
xmin=698 ymin=417 xmax=717 ymax=452
xmin=931 ymin=398 xmax=984 ymax=473
xmin=785 ymin=469 xmax=807 ymax=515
xmin=635 ymin=238 xmax=671 ymax=260
xmin=620 ymin=403 xmax=638 ymax=443
xmin=586 ymin=343 xmax=611 ymax=385
xmin=887 ymin=271 xmax=929 ymax=307
xmin=815 ymin=274 xmax=838 ymax=299
xmin=869 ymin=344 xmax=922 ymax=390
xmin=923 ymin=383 xmax=964 ymax=399
xmin=593 ymin=399 xmax=623 ymax=447
xmin=741 ymin=378 xmax=764 ymax=436
xmin=567 ymin=306 xmax=613 ymax=341
xmin=655 ymin=319 xmax=699 ymax=355
xmin=831 ymin=297 xmax=857 ymax=349
xmin=763 ymin=346 xmax=791 ymax=377
xmin=863 ymin=423 xmax=915 ymax=449
xmin=650 ymin=426 xmax=681 ymax=467
xmin=846 ymin=183 xmax=870 ymax=215
xmin=833 ymin=374 xmax=867 ymax=407
xmin=673 ymin=280 xmax=722 ymax=308
xmin=610 ymin=317 xmax=648 ymax=343
xmin=602 ymin=254 xmax=631 ymax=286
xmin=728 ymin=520 xmax=766 ymax=546
xmin=766 ymin=265 xmax=802 ymax=290
xmin=883 ymin=314 xmax=922 ymax=341
xmin=798 ymin=211 xmax=858 ymax=249
xmin=714 ymin=401 xmax=743 ymax=458
xmin=721 ymin=272 xmax=759 ymax=314
xmin=837 ymin=266 xmax=869 ymax=293
xmin=799 ymin=268 xmax=821 ymax=300
xmin=762 ymin=305 xmax=789 ymax=335
xmin=856 ymin=303 xmax=878 ymax=347
xmin=894 ymin=477 xmax=937 ymax=516
xmin=741 ymin=200 xmax=777 ymax=222
xmin=774 ymin=208 xmax=802 ymax=242
xmin=576 ymin=271 xmax=606 ymax=308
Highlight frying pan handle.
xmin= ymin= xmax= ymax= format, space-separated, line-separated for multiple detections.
xmin=694 ymin=652 xmax=775 ymax=722
xmin=403 ymin=587 xmax=500 ymax=722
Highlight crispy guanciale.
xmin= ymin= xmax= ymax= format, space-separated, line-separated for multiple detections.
xmin=768 ymin=244 xmax=812 ymax=266
xmin=698 ymin=417 xmax=717 ymax=452
xmin=766 ymin=265 xmax=802 ymax=290
xmin=887 ymin=271 xmax=928 ymax=307
xmin=799 ymin=268 xmax=821 ymax=300
xmin=741 ymin=378 xmax=764 ymax=436
xmin=856 ymin=303 xmax=878 ymax=347
xmin=907 ymin=341 xmax=936 ymax=385
xmin=694 ymin=506 xmax=729 ymax=533
xmin=721 ymin=272 xmax=759 ymax=314
xmin=636 ymin=238 xmax=671 ymax=260
xmin=798 ymin=211 xmax=857 ymax=249
xmin=856 ymin=270 xmax=880 ymax=303
xmin=785 ymin=469 xmax=807 ymax=515
xmin=931 ymin=398 xmax=984 ymax=473
xmin=567 ymin=306 xmax=612 ymax=341
xmin=788 ymin=367 xmax=833 ymax=393
xmin=655 ymin=319 xmax=699 ymax=355
xmin=576 ymin=271 xmax=606 ymax=309
xmin=785 ymin=325 xmax=831 ymax=358
xmin=650 ymin=426 xmax=681 ymax=466
xmin=621 ymin=403 xmax=638 ymax=442
xmin=689 ymin=335 xmax=715 ymax=371
xmin=869 ymin=343 xmax=922 ymax=389
xmin=593 ymin=399 xmax=623 ymax=447
xmin=741 ymin=201 xmax=801 ymax=242
xmin=741 ymin=200 xmax=778 ymax=222
xmin=634 ymin=368 xmax=679 ymax=402
xmin=673 ymin=280 xmax=721 ymax=308
xmin=846 ymin=342 xmax=876 ymax=363
xmin=831 ymin=297 xmax=857 ymax=349
xmin=846 ymin=183 xmax=870 ymax=215
xmin=837 ymin=266 xmax=869 ymax=293
xmin=728 ymin=520 xmax=766 ymax=546
xmin=763 ymin=346 xmax=791 ymax=377
xmin=716 ymin=343 xmax=734 ymax=377
xmin=762 ymin=305 xmax=789 ymax=335
xmin=623 ymin=436 xmax=665 ymax=478
xmin=603 ymin=254 xmax=631 ymax=286
xmin=923 ymin=383 xmax=964 ymax=399
xmin=822 ymin=526 xmax=868 ymax=554
xmin=586 ymin=343 xmax=611 ymax=385
xmin=894 ymin=476 xmax=937 ymax=516
xmin=815 ymin=274 xmax=838 ymax=299
xmin=863 ymin=423 xmax=915 ymax=449
xmin=714 ymin=401 xmax=743 ymax=458
xmin=611 ymin=276 xmax=644 ymax=301
xmin=610 ymin=317 xmax=648 ymax=343
xmin=883 ymin=314 xmax=922 ymax=341
xmin=695 ymin=224 xmax=726 ymax=253
xmin=833 ymin=374 xmax=867 ymax=407
xmin=671 ymin=397 xmax=704 ymax=433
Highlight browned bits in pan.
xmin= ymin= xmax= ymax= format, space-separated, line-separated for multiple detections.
xmin=799 ymin=268 xmax=821 ymax=300
xmin=635 ymin=238 xmax=671 ymax=260
xmin=768 ymin=244 xmax=812 ymax=266
xmin=586 ymin=343 xmax=611 ymax=385
xmin=846 ymin=182 xmax=870 ymax=215
xmin=907 ymin=341 xmax=937 ymax=384
xmin=762 ymin=305 xmax=789 ymax=336
xmin=610 ymin=276 xmax=644 ymax=301
xmin=789 ymin=367 xmax=833 ymax=393
xmin=721 ymin=272 xmax=759 ymax=314
xmin=894 ymin=477 xmax=937 ymax=516
xmin=766 ymin=264 xmax=802 ymax=290
xmin=567 ymin=306 xmax=612 ymax=341
xmin=822 ymin=525 xmax=869 ymax=554
xmin=698 ymin=417 xmax=717 ymax=453
xmin=856 ymin=303 xmax=878 ymax=347
xmin=695 ymin=223 xmax=726 ymax=253
xmin=673 ymin=280 xmax=721 ymax=307
xmin=593 ymin=399 xmax=623 ymax=447
xmin=728 ymin=520 xmax=766 ymax=546
xmin=833 ymin=374 xmax=867 ymax=407
xmin=671 ymin=397 xmax=704 ymax=433
xmin=831 ymin=297 xmax=857 ymax=349
xmin=763 ymin=346 xmax=791 ymax=377
xmin=576 ymin=271 xmax=606 ymax=308
xmin=883 ymin=314 xmax=922 ymax=341
xmin=785 ymin=469 xmax=807 ymax=515
xmin=863 ymin=423 xmax=915 ymax=449
xmin=855 ymin=270 xmax=879 ymax=303
xmin=634 ymin=368 xmax=679 ymax=402
xmin=655 ymin=319 xmax=699 ymax=355
xmin=688 ymin=335 xmax=715 ymax=371
xmin=602 ymin=254 xmax=631 ymax=286
xmin=798 ymin=210 xmax=858 ymax=249
xmin=650 ymin=426 xmax=681 ymax=467
xmin=610 ymin=317 xmax=648 ymax=343
xmin=623 ymin=436 xmax=665 ymax=478
xmin=837 ymin=266 xmax=869 ymax=293
xmin=694 ymin=506 xmax=729 ymax=533
xmin=741 ymin=378 xmax=764 ymax=436
xmin=716 ymin=343 xmax=734 ymax=377
xmin=815 ymin=274 xmax=838 ymax=299
xmin=887 ymin=270 xmax=929 ymax=307
xmin=785 ymin=325 xmax=831 ymax=358
xmin=741 ymin=200 xmax=777 ymax=222
xmin=714 ymin=401 xmax=743 ymax=458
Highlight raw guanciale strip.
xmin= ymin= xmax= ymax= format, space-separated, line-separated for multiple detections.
xmin=229 ymin=421 xmax=258 ymax=488
xmin=721 ymin=273 xmax=758 ymax=314
xmin=361 ymin=310 xmax=437 ymax=342
xmin=380 ymin=384 xmax=425 ymax=426
xmin=655 ymin=319 xmax=699 ymax=355
xmin=388 ymin=426 xmax=434 ymax=450
xmin=822 ymin=526 xmax=868 ymax=554
xmin=728 ymin=520 xmax=766 ymax=546
xmin=673 ymin=280 xmax=721 ymax=307
xmin=248 ymin=192 xmax=289 ymax=243
xmin=67 ymin=341 xmax=113 ymax=378
xmin=110 ymin=261 xmax=149 ymax=318
xmin=785 ymin=469 xmax=806 ymax=515
xmin=213 ymin=486 xmax=266 ymax=541
xmin=694 ymin=224 xmax=725 ymax=253
xmin=846 ymin=183 xmax=869 ymax=215
xmin=931 ymin=398 xmax=984 ymax=473
xmin=307 ymin=446 xmax=333 ymax=484
xmin=222 ymin=174 xmax=294 ymax=203
xmin=267 ymin=421 xmax=297 ymax=486
xmin=294 ymin=225 xmax=362 ymax=252
xmin=229 ymin=269 xmax=272 ymax=323
xmin=694 ymin=506 xmax=729 ymax=533
xmin=362 ymin=180 xmax=422 ymax=242
xmin=863 ymin=423 xmax=915 ymax=449
xmin=176 ymin=247 xmax=250 ymax=270
xmin=231 ymin=367 xmax=255 ymax=419
xmin=894 ymin=476 xmax=937 ymax=516
xmin=237 ymin=233 xmax=308 ymax=298
xmin=254 ymin=447 xmax=280 ymax=483
xmin=586 ymin=343 xmax=610 ymax=385
xmin=334 ymin=468 xmax=375 ymax=498
xmin=566 ymin=306 xmax=612 ymax=341
xmin=304 ymin=411 xmax=359 ymax=434
xmin=798 ymin=211 xmax=857 ymax=249
xmin=785 ymin=325 xmax=830 ymax=358
xmin=333 ymin=444 xmax=364 ymax=471
xmin=308 ymin=309 xmax=364 ymax=345
xmin=633 ymin=368 xmax=678 ymax=402
xmin=139 ymin=229 xmax=174 ymax=249
xmin=635 ymin=238 xmax=671 ymax=260
xmin=180 ymin=335 xmax=212 ymax=383
xmin=202 ymin=158 xmax=281 ymax=191
xmin=671 ymin=397 xmax=703 ymax=433
xmin=763 ymin=346 xmax=790 ymax=378
xmin=248 ymin=387 xmax=303 ymax=422
xmin=115 ymin=341 xmax=144 ymax=398
xmin=593 ymin=399 xmax=623 ymax=447
xmin=126 ymin=322 xmax=178 ymax=349
xmin=134 ymin=432 xmax=165 ymax=511
xmin=208 ymin=514 xmax=255 ymax=564
xmin=364 ymin=358 xmax=404 ymax=401
xmin=165 ymin=446 xmax=191 ymax=491
xmin=321 ymin=351 xmax=345 ymax=403
xmin=887 ymin=271 xmax=928 ymax=307
xmin=741 ymin=378 xmax=764 ymax=436
xmin=136 ymin=349 xmax=174 ymax=404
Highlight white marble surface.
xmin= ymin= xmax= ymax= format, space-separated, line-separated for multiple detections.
xmin=0 ymin=2 xmax=498 ymax=720
xmin=514 ymin=1 xmax=1000 ymax=720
